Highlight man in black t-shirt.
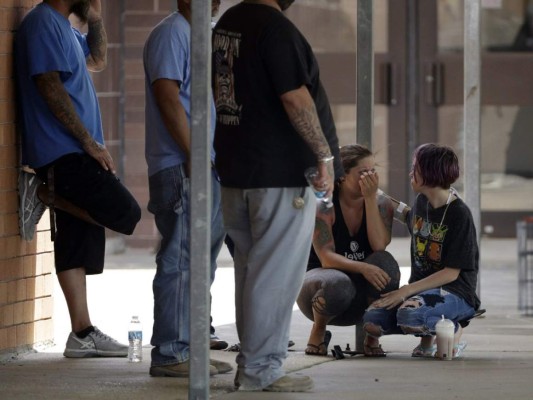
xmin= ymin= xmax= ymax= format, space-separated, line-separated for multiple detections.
xmin=212 ymin=0 xmax=342 ymax=393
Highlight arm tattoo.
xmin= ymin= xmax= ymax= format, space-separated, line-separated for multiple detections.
xmin=34 ymin=72 xmax=93 ymax=146
xmin=288 ymin=105 xmax=331 ymax=159
xmin=378 ymin=198 xmax=394 ymax=229
xmin=314 ymin=217 xmax=334 ymax=248
xmin=86 ymin=18 xmax=107 ymax=69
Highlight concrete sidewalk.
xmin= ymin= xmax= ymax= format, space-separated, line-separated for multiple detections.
xmin=1 ymin=238 xmax=533 ymax=399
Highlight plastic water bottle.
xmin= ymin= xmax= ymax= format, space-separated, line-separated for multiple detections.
xmin=128 ymin=315 xmax=143 ymax=362
xmin=304 ymin=167 xmax=333 ymax=208
xmin=377 ymin=189 xmax=409 ymax=224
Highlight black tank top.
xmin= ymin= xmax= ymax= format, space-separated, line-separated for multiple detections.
xmin=307 ymin=189 xmax=374 ymax=271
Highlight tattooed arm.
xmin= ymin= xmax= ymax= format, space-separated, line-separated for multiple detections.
xmin=280 ymin=85 xmax=334 ymax=198
xmin=312 ymin=205 xmax=337 ymax=267
xmin=85 ymin=0 xmax=107 ymax=71
xmin=34 ymin=71 xmax=115 ymax=173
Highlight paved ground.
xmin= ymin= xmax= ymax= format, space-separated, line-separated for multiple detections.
xmin=1 ymin=237 xmax=533 ymax=399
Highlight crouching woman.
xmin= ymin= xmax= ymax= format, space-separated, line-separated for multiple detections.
xmin=363 ymin=143 xmax=480 ymax=358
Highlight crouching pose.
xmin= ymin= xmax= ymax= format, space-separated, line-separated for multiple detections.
xmin=297 ymin=144 xmax=400 ymax=357
xmin=363 ymin=143 xmax=480 ymax=358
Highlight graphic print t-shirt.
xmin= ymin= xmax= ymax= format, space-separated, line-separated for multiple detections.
xmin=407 ymin=194 xmax=480 ymax=309
xmin=212 ymin=3 xmax=342 ymax=188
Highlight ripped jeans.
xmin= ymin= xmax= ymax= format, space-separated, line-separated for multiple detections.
xmin=363 ymin=288 xmax=475 ymax=336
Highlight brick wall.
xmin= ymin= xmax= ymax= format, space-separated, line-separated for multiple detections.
xmin=0 ymin=0 xmax=171 ymax=356
xmin=0 ymin=0 xmax=55 ymax=356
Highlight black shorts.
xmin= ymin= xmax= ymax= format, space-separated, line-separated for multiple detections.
xmin=36 ymin=153 xmax=141 ymax=274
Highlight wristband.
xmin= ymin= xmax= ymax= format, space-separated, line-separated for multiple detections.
xmin=318 ymin=155 xmax=334 ymax=164
xmin=396 ymin=202 xmax=407 ymax=214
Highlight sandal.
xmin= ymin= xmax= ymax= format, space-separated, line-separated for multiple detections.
xmin=224 ymin=343 xmax=241 ymax=352
xmin=363 ymin=343 xmax=386 ymax=357
xmin=411 ymin=344 xmax=436 ymax=358
xmin=453 ymin=341 xmax=467 ymax=358
xmin=305 ymin=330 xmax=332 ymax=356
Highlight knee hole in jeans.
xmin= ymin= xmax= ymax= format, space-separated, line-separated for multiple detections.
xmin=312 ymin=295 xmax=327 ymax=315
xmin=399 ymin=299 xmax=422 ymax=309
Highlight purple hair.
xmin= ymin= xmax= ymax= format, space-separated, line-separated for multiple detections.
xmin=412 ymin=143 xmax=459 ymax=189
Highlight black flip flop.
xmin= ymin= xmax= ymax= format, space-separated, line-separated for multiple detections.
xmin=305 ymin=330 xmax=332 ymax=356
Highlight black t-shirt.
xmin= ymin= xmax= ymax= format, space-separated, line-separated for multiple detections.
xmin=308 ymin=189 xmax=374 ymax=271
xmin=407 ymin=194 xmax=481 ymax=310
xmin=212 ymin=3 xmax=343 ymax=188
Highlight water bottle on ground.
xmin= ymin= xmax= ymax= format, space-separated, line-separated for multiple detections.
xmin=128 ymin=315 xmax=143 ymax=362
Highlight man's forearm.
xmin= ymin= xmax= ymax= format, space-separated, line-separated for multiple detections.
xmin=86 ymin=17 xmax=107 ymax=70
xmin=289 ymin=106 xmax=332 ymax=160
xmin=34 ymin=72 xmax=95 ymax=148
xmin=281 ymin=86 xmax=331 ymax=160
xmin=152 ymin=79 xmax=191 ymax=159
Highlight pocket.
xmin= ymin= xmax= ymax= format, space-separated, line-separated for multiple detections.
xmin=147 ymin=165 xmax=189 ymax=215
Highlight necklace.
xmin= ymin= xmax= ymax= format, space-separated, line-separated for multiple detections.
xmin=426 ymin=189 xmax=453 ymax=231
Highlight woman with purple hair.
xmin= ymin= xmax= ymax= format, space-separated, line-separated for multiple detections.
xmin=363 ymin=143 xmax=481 ymax=358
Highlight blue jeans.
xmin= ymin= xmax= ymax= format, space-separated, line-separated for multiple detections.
xmin=363 ymin=288 xmax=475 ymax=336
xmin=148 ymin=164 xmax=225 ymax=366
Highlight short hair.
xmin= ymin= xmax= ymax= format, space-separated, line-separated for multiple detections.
xmin=339 ymin=144 xmax=373 ymax=174
xmin=412 ymin=143 xmax=459 ymax=189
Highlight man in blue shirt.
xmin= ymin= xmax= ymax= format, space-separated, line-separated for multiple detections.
xmin=143 ymin=0 xmax=231 ymax=377
xmin=15 ymin=0 xmax=141 ymax=357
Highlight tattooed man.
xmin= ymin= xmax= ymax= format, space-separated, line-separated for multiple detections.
xmin=15 ymin=0 xmax=140 ymax=358
xmin=212 ymin=0 xmax=343 ymax=392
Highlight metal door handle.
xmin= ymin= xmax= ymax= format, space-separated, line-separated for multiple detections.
xmin=425 ymin=61 xmax=444 ymax=106
xmin=382 ymin=62 xmax=398 ymax=106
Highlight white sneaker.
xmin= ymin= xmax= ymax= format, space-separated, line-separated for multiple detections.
xmin=150 ymin=361 xmax=218 ymax=377
xmin=209 ymin=358 xmax=233 ymax=374
xmin=263 ymin=375 xmax=314 ymax=392
xmin=63 ymin=327 xmax=128 ymax=358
